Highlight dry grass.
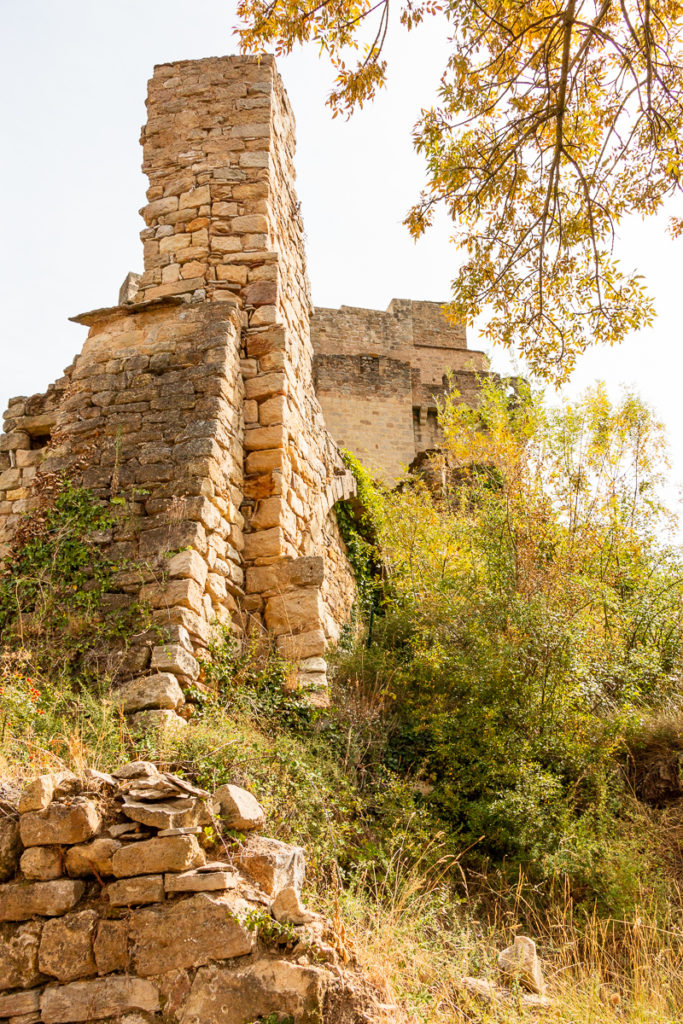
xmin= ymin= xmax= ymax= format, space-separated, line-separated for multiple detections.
xmin=317 ymin=841 xmax=683 ymax=1024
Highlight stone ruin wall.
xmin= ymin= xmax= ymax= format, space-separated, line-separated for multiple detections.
xmin=0 ymin=764 xmax=377 ymax=1024
xmin=311 ymin=299 xmax=490 ymax=482
xmin=0 ymin=56 xmax=356 ymax=722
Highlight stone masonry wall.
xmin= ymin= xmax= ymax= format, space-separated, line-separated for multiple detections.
xmin=0 ymin=55 xmax=356 ymax=719
xmin=137 ymin=55 xmax=356 ymax=683
xmin=0 ymin=763 xmax=378 ymax=1024
xmin=311 ymin=299 xmax=490 ymax=482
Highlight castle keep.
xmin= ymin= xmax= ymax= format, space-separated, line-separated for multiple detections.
xmin=0 ymin=55 xmax=489 ymax=720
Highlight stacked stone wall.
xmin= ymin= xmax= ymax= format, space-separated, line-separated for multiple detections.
xmin=0 ymin=764 xmax=377 ymax=1024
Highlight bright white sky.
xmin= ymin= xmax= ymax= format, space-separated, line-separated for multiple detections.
xmin=2 ymin=1 xmax=682 ymax=504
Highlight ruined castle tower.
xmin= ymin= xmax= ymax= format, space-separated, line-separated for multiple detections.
xmin=0 ymin=56 xmax=356 ymax=717
xmin=0 ymin=55 xmax=490 ymax=723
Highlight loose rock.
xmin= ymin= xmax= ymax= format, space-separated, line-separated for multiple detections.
xmin=498 ymin=935 xmax=546 ymax=994
xmin=235 ymin=836 xmax=305 ymax=895
xmin=213 ymin=783 xmax=266 ymax=831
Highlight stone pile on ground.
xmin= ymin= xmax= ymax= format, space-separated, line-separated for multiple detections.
xmin=0 ymin=763 xmax=386 ymax=1024
xmin=460 ymin=935 xmax=552 ymax=1010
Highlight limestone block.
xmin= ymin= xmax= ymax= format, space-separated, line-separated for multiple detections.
xmin=271 ymin=885 xmax=316 ymax=926
xmin=0 ymin=989 xmax=41 ymax=1017
xmin=129 ymin=893 xmax=254 ymax=975
xmin=245 ymin=448 xmax=286 ymax=474
xmin=181 ymin=960 xmax=328 ymax=1024
xmin=232 ymin=213 xmax=268 ymax=233
xmin=112 ymin=834 xmax=205 ymax=877
xmin=19 ymin=847 xmax=62 ymax=881
xmin=128 ymin=709 xmax=188 ymax=735
xmin=121 ymin=796 xmax=212 ymax=831
xmin=250 ymin=305 xmax=278 ymax=327
xmin=20 ymin=800 xmax=101 ymax=847
xmin=259 ymin=394 xmax=287 ymax=425
xmin=0 ymin=880 xmax=85 ymax=921
xmin=213 ymin=784 xmax=266 ymax=832
xmin=151 ymin=643 xmax=199 ymax=679
xmin=38 ymin=910 xmax=97 ymax=982
xmin=244 ymin=280 xmax=278 ymax=306
xmin=242 ymin=526 xmax=284 ymax=561
xmin=115 ymin=673 xmax=184 ymax=713
xmin=140 ymin=578 xmax=204 ymax=614
xmin=65 ymin=838 xmax=121 ymax=878
xmin=163 ymin=869 xmax=237 ymax=893
xmin=18 ymin=772 xmax=77 ymax=814
xmin=0 ymin=818 xmax=21 ymax=881
xmin=166 ymin=549 xmax=208 ymax=588
xmin=234 ymin=836 xmax=305 ymax=895
xmin=244 ymin=372 xmax=286 ymax=401
xmin=279 ymin=557 xmax=325 ymax=589
xmin=251 ymin=495 xmax=281 ymax=530
xmin=93 ymin=919 xmax=129 ymax=974
xmin=498 ymin=936 xmax=546 ymax=994
xmin=265 ymin=588 xmax=324 ymax=636
xmin=179 ymin=184 xmax=210 ymax=209
xmin=40 ymin=976 xmax=159 ymax=1023
xmin=244 ymin=424 xmax=286 ymax=451
xmin=105 ymin=875 xmax=165 ymax=907
xmin=0 ymin=920 xmax=43 ymax=990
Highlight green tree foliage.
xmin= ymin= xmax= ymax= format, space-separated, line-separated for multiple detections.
xmin=236 ymin=1 xmax=683 ymax=379
xmin=335 ymin=381 xmax=683 ymax=888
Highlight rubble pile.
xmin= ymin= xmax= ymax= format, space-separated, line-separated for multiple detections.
xmin=0 ymin=763 xmax=381 ymax=1024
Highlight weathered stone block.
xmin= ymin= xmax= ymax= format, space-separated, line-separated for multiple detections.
xmin=93 ymin=919 xmax=129 ymax=974
xmin=213 ymin=784 xmax=265 ymax=832
xmin=163 ymin=869 xmax=237 ymax=893
xmin=65 ymin=838 xmax=121 ymax=878
xmin=38 ymin=910 xmax=97 ymax=982
xmin=181 ymin=960 xmax=328 ymax=1024
xmin=20 ymin=800 xmax=101 ymax=847
xmin=0 ymin=818 xmax=21 ymax=881
xmin=234 ymin=836 xmax=305 ymax=895
xmin=0 ymin=989 xmax=41 ymax=1017
xmin=129 ymin=893 xmax=253 ymax=975
xmin=19 ymin=847 xmax=62 ymax=881
xmin=112 ymin=834 xmax=205 ymax=877
xmin=114 ymin=673 xmax=184 ymax=713
xmin=0 ymin=879 xmax=85 ymax=922
xmin=40 ymin=976 xmax=160 ymax=1023
xmin=150 ymin=643 xmax=199 ymax=679
xmin=265 ymin=588 xmax=324 ymax=636
xmin=121 ymin=796 xmax=212 ymax=831
xmin=18 ymin=772 xmax=77 ymax=814
xmin=277 ymin=629 xmax=327 ymax=660
xmin=0 ymin=920 xmax=43 ymax=990
xmin=105 ymin=875 xmax=165 ymax=907
xmin=128 ymin=709 xmax=188 ymax=735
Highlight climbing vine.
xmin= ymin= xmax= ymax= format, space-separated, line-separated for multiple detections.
xmin=335 ymin=450 xmax=384 ymax=616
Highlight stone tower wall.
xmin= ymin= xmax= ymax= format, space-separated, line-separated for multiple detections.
xmin=0 ymin=55 xmax=357 ymax=719
xmin=311 ymin=299 xmax=490 ymax=482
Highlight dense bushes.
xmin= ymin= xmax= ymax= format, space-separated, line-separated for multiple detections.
xmin=332 ymin=381 xmax=683 ymax=910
